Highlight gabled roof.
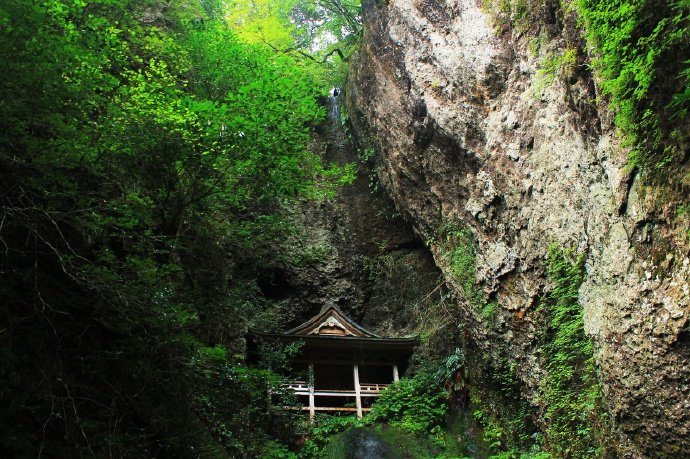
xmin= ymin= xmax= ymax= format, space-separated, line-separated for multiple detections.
xmin=284 ymin=305 xmax=380 ymax=338
xmin=248 ymin=305 xmax=417 ymax=364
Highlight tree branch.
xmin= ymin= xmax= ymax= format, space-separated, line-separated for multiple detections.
xmin=261 ymin=38 xmax=349 ymax=63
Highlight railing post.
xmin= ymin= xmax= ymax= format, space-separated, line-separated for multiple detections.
xmin=308 ymin=362 xmax=315 ymax=421
xmin=353 ymin=364 xmax=362 ymax=419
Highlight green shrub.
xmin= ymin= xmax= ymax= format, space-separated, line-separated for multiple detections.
xmin=261 ymin=440 xmax=299 ymax=459
xmin=540 ymin=245 xmax=608 ymax=457
xmin=369 ymin=372 xmax=448 ymax=440
xmin=435 ymin=347 xmax=466 ymax=383
xmin=441 ymin=225 xmax=490 ymax=317
xmin=534 ymin=47 xmax=578 ymax=93
xmin=575 ymin=0 xmax=690 ymax=173
xmin=467 ymin=355 xmax=534 ymax=457
xmin=298 ymin=415 xmax=364 ymax=458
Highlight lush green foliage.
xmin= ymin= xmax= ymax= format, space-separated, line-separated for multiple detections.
xmin=432 ymin=241 xmax=609 ymax=458
xmin=461 ymin=246 xmax=610 ymax=458
xmin=435 ymin=347 xmax=466 ymax=383
xmin=466 ymin=354 xmax=537 ymax=458
xmin=226 ymin=0 xmax=362 ymax=88
xmin=297 ymin=415 xmax=365 ymax=457
xmin=442 ymin=224 xmax=498 ymax=321
xmin=369 ymin=372 xmax=448 ymax=444
xmin=301 ymin=372 xmax=467 ymax=459
xmin=574 ymin=0 xmax=690 ymax=172
xmin=540 ymin=245 xmax=608 ymax=457
xmin=485 ymin=0 xmax=690 ymax=174
xmin=227 ymin=0 xmax=360 ymax=49
xmin=0 ymin=0 xmax=352 ymax=456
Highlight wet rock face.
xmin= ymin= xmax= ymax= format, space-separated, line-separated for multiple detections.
xmin=347 ymin=0 xmax=690 ymax=456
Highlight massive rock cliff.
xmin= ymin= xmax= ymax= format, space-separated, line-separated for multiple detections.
xmin=346 ymin=0 xmax=690 ymax=456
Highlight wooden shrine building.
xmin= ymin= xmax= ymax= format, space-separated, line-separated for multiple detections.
xmin=249 ymin=305 xmax=417 ymax=418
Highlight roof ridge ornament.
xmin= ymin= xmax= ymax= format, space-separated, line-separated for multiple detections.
xmin=312 ymin=316 xmax=349 ymax=335
xmin=283 ymin=304 xmax=381 ymax=338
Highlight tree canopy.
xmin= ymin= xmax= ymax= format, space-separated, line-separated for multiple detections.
xmin=225 ymin=0 xmax=362 ymax=87
xmin=0 ymin=0 xmax=354 ymax=456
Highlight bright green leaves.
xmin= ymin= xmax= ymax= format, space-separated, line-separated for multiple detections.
xmin=223 ymin=0 xmax=362 ymax=89
xmin=113 ymin=60 xmax=200 ymax=147
xmin=540 ymin=245 xmax=607 ymax=458
xmin=369 ymin=371 xmax=448 ymax=446
xmin=226 ymin=0 xmax=301 ymax=48
xmin=225 ymin=0 xmax=361 ymax=51
xmin=575 ymin=0 xmax=690 ymax=172
xmin=198 ymin=344 xmax=229 ymax=363
xmin=0 ymin=1 xmax=354 ymax=456
xmin=183 ymin=21 xmax=353 ymax=208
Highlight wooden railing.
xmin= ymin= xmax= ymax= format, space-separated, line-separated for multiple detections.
xmin=360 ymin=383 xmax=388 ymax=393
xmin=282 ymin=381 xmax=388 ymax=397
xmin=281 ymin=376 xmax=394 ymax=419
xmin=283 ymin=381 xmax=308 ymax=392
xmin=285 ymin=406 xmax=372 ymax=413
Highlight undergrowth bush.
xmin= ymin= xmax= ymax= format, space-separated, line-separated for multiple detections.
xmin=369 ymin=372 xmax=448 ymax=439
xmin=575 ymin=0 xmax=690 ymax=173
xmin=298 ymin=415 xmax=364 ymax=458
xmin=441 ymin=224 xmax=497 ymax=322
xmin=540 ymin=245 xmax=608 ymax=457
xmin=467 ymin=353 xmax=535 ymax=458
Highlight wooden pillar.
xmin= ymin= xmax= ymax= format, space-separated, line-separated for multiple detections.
xmin=392 ymin=364 xmax=399 ymax=382
xmin=308 ymin=361 xmax=315 ymax=421
xmin=353 ymin=364 xmax=363 ymax=419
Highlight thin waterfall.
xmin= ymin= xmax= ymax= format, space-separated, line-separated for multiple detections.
xmin=328 ymin=87 xmax=345 ymax=149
